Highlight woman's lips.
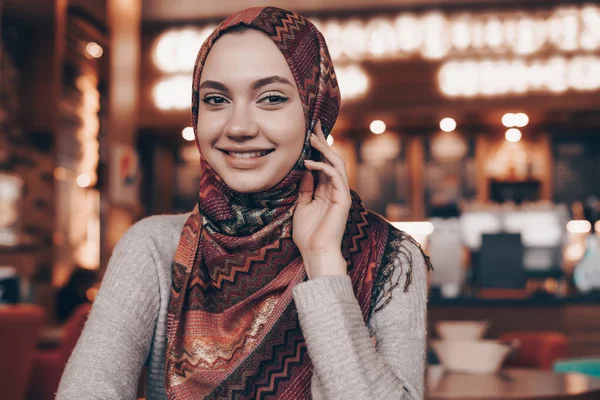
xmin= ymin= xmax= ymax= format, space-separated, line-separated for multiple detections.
xmin=220 ymin=149 xmax=274 ymax=169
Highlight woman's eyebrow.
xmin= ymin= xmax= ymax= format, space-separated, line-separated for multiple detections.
xmin=198 ymin=76 xmax=293 ymax=92
xmin=199 ymin=80 xmax=230 ymax=93
xmin=252 ymin=76 xmax=294 ymax=90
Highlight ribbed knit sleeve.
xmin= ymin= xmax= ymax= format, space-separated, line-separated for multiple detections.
xmin=292 ymin=239 xmax=428 ymax=400
xmin=56 ymin=218 xmax=164 ymax=400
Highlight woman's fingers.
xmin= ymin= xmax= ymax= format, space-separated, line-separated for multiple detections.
xmin=297 ymin=170 xmax=314 ymax=205
xmin=309 ymin=134 xmax=348 ymax=189
xmin=311 ymin=121 xmax=349 ymax=185
xmin=309 ymin=122 xmax=330 ymax=188
xmin=313 ymin=121 xmax=332 ymax=165
xmin=304 ymin=160 xmax=351 ymax=205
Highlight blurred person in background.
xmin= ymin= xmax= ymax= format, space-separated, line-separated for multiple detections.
xmin=57 ymin=7 xmax=431 ymax=400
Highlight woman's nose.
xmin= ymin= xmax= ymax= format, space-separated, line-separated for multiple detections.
xmin=224 ymin=105 xmax=259 ymax=140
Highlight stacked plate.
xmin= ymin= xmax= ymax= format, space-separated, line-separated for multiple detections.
xmin=431 ymin=320 xmax=517 ymax=374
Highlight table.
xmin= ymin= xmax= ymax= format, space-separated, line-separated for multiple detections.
xmin=554 ymin=358 xmax=600 ymax=379
xmin=426 ymin=367 xmax=600 ymax=400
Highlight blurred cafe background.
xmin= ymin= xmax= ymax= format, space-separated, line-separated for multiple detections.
xmin=1 ymin=0 xmax=600 ymax=399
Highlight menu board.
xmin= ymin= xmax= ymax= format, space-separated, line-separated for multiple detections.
xmin=552 ymin=135 xmax=600 ymax=204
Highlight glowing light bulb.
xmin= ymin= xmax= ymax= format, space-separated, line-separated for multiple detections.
xmin=182 ymin=127 xmax=195 ymax=141
xmin=505 ymin=128 xmax=522 ymax=142
xmin=86 ymin=42 xmax=103 ymax=58
xmin=567 ymin=220 xmax=592 ymax=233
xmin=77 ymin=174 xmax=91 ymax=188
xmin=440 ymin=117 xmax=457 ymax=132
xmin=502 ymin=113 xmax=516 ymax=127
xmin=514 ymin=112 xmax=529 ymax=127
xmin=370 ymin=120 xmax=386 ymax=134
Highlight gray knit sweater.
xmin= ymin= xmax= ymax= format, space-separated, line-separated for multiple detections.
xmin=56 ymin=214 xmax=428 ymax=400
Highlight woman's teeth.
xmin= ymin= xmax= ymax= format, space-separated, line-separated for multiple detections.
xmin=228 ymin=151 xmax=270 ymax=158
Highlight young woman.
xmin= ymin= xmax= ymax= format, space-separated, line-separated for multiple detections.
xmin=57 ymin=6 xmax=432 ymax=400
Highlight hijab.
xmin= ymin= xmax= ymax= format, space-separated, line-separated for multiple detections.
xmin=165 ymin=7 xmax=431 ymax=399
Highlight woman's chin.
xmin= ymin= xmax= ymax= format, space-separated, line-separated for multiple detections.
xmin=222 ymin=176 xmax=276 ymax=194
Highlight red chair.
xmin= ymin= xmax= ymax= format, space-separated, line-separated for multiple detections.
xmin=500 ymin=331 xmax=568 ymax=370
xmin=27 ymin=303 xmax=92 ymax=400
xmin=0 ymin=304 xmax=45 ymax=400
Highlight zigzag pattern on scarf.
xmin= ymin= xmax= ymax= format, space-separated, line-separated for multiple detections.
xmin=265 ymin=10 xmax=308 ymax=52
xmin=187 ymin=239 xmax=301 ymax=312
xmin=208 ymin=302 xmax=311 ymax=400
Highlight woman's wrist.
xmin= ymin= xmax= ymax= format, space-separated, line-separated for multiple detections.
xmin=301 ymin=250 xmax=347 ymax=279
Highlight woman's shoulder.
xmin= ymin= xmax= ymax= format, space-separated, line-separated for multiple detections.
xmin=122 ymin=213 xmax=190 ymax=245
xmin=112 ymin=213 xmax=190 ymax=271
xmin=127 ymin=213 xmax=190 ymax=237
xmin=106 ymin=213 xmax=190 ymax=286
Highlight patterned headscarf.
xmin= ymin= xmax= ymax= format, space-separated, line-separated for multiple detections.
xmin=165 ymin=7 xmax=430 ymax=399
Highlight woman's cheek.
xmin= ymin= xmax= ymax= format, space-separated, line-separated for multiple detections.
xmin=260 ymin=114 xmax=303 ymax=142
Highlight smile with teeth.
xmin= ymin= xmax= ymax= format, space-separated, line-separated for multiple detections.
xmin=225 ymin=150 xmax=273 ymax=158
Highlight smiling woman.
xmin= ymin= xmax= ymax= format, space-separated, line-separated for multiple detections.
xmin=196 ymin=27 xmax=306 ymax=193
xmin=56 ymin=6 xmax=431 ymax=400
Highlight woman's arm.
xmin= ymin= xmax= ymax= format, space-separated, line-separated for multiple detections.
xmin=292 ymin=239 xmax=427 ymax=400
xmin=56 ymin=221 xmax=161 ymax=400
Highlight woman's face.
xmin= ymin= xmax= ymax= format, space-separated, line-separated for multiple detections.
xmin=197 ymin=29 xmax=307 ymax=193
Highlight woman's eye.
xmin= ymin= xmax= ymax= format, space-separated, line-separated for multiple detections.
xmin=259 ymin=95 xmax=288 ymax=105
xmin=201 ymin=95 xmax=228 ymax=105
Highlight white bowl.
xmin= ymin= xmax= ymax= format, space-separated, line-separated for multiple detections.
xmin=435 ymin=320 xmax=490 ymax=340
xmin=431 ymin=339 xmax=514 ymax=374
